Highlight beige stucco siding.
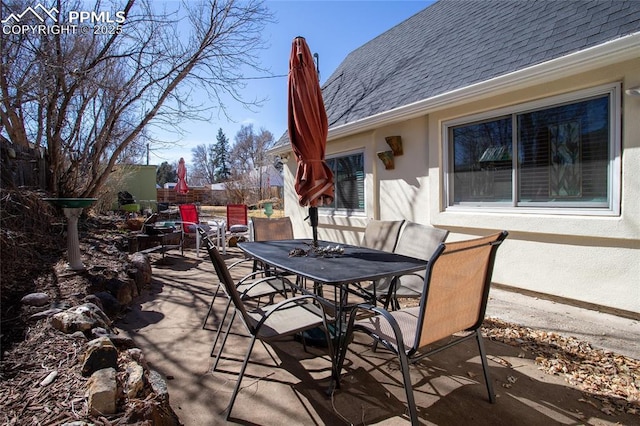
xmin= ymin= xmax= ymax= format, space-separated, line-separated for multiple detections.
xmin=283 ymin=58 xmax=640 ymax=314
xmin=428 ymin=59 xmax=640 ymax=313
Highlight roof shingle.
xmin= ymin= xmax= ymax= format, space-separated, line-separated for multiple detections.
xmin=276 ymin=0 xmax=640 ymax=148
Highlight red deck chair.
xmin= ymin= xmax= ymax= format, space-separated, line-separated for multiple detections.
xmin=226 ymin=204 xmax=250 ymax=242
xmin=178 ymin=204 xmax=223 ymax=256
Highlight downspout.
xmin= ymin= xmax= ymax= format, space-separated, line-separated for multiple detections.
xmin=370 ymin=129 xmax=380 ymax=220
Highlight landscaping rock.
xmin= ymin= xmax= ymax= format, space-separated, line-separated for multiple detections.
xmin=87 ymin=367 xmax=117 ymax=415
xmin=148 ymin=369 xmax=169 ymax=402
xmin=93 ymin=291 xmax=121 ymax=317
xmin=83 ymin=294 xmax=104 ymax=311
xmin=129 ymin=252 xmax=152 ymax=291
xmin=127 ymin=348 xmax=147 ymax=368
xmin=81 ymin=336 xmax=118 ymax=377
xmin=21 ymin=292 xmax=50 ymax=306
xmin=125 ymin=361 xmax=144 ymax=398
xmin=30 ymin=308 xmax=63 ymax=321
xmin=105 ymin=277 xmax=137 ymax=306
xmin=51 ymin=303 xmax=111 ymax=334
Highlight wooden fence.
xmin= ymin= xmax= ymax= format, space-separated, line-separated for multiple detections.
xmin=1 ymin=138 xmax=49 ymax=190
xmin=156 ymin=187 xmax=213 ymax=205
xmin=156 ymin=186 xmax=282 ymax=207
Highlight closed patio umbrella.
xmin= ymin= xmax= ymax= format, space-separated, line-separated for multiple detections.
xmin=287 ymin=36 xmax=334 ymax=246
xmin=175 ymin=157 xmax=189 ymax=195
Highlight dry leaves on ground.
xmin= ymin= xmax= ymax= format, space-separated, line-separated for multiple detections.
xmin=482 ymin=317 xmax=639 ymax=415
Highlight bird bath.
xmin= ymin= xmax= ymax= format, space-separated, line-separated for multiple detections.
xmin=43 ymin=198 xmax=97 ymax=271
xmin=263 ymin=202 xmax=273 ymax=218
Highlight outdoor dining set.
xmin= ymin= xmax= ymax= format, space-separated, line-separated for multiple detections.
xmin=155 ymin=36 xmax=509 ymax=424
xmin=194 ymin=217 xmax=508 ymax=425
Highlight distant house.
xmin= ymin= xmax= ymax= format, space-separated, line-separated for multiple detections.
xmin=272 ymin=0 xmax=640 ymax=315
xmin=206 ymin=166 xmax=285 ymax=204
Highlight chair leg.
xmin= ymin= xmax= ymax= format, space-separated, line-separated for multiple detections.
xmin=223 ymin=335 xmax=257 ymax=420
xmin=213 ymin=309 xmax=237 ymax=370
xmin=210 ymin=298 xmax=233 ymax=358
xmin=202 ymin=285 xmax=221 ymax=329
xmin=397 ymin=350 xmax=419 ymax=425
xmin=475 ymin=330 xmax=496 ymax=403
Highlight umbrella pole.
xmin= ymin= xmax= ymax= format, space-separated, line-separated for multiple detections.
xmin=309 ymin=206 xmax=318 ymax=247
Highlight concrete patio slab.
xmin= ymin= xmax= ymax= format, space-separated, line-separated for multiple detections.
xmin=117 ymin=248 xmax=639 ymax=425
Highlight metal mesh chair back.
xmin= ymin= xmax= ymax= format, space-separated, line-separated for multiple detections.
xmin=226 ymin=204 xmax=248 ymax=230
xmin=417 ymin=231 xmax=507 ymax=348
xmin=361 ymin=220 xmax=404 ymax=252
xmin=178 ymin=204 xmax=199 ymax=234
xmin=394 ymin=222 xmax=449 ymax=259
xmin=251 ymin=216 xmax=294 ymax=241
xmin=205 ymin=242 xmax=251 ymax=326
xmin=385 ymin=222 xmax=449 ymax=298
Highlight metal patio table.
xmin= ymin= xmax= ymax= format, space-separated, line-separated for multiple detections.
xmin=237 ymin=238 xmax=427 ymax=389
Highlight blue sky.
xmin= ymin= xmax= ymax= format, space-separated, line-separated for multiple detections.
xmin=149 ymin=0 xmax=433 ymax=165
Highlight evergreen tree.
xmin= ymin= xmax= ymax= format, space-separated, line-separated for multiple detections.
xmin=213 ymin=128 xmax=231 ymax=182
xmin=156 ymin=161 xmax=177 ymax=186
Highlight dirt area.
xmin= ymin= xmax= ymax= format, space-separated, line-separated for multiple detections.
xmin=0 ymin=189 xmax=638 ymax=424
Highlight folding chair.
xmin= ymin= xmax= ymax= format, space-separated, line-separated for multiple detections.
xmin=346 ymin=231 xmax=508 ymax=425
xmin=205 ymin=242 xmax=332 ymax=421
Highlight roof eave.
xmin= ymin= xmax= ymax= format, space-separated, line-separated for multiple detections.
xmin=327 ymin=32 xmax=640 ymax=141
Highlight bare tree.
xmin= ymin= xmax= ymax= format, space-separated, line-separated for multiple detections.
xmin=0 ymin=0 xmax=272 ymax=197
xmin=229 ymin=124 xmax=274 ymax=200
xmin=190 ymin=143 xmax=215 ymax=186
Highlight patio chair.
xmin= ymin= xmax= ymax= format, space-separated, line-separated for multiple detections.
xmin=198 ymin=228 xmax=254 ymax=329
xmin=374 ymin=222 xmax=449 ymax=309
xmin=361 ymin=219 xmax=405 ymax=252
xmin=198 ymin=230 xmax=291 ymax=343
xmin=346 ymin=231 xmax=508 ymax=425
xmin=177 ymin=204 xmax=223 ymax=257
xmin=205 ymin=241 xmax=332 ymax=421
xmin=226 ymin=204 xmax=250 ymax=244
xmin=347 ymin=219 xmax=404 ymax=302
xmin=250 ymin=216 xmax=294 ymax=274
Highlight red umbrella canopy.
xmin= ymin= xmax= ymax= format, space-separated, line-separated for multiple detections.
xmin=287 ymin=36 xmax=334 ymax=207
xmin=175 ymin=157 xmax=189 ymax=195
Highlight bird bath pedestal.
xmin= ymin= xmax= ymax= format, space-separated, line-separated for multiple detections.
xmin=44 ymin=198 xmax=97 ymax=271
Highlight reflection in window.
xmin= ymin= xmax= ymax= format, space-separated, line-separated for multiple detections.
xmin=447 ymin=89 xmax=614 ymax=211
xmin=451 ymin=117 xmax=512 ymax=203
xmin=325 ymin=152 xmax=364 ymax=211
xmin=518 ymin=96 xmax=609 ymax=205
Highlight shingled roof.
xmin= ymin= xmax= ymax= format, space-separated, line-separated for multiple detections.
xmin=275 ymin=0 xmax=640 ymax=148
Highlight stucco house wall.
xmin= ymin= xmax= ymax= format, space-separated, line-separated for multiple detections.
xmin=283 ymin=58 xmax=639 ymax=315
xmin=278 ymin=1 xmax=640 ymax=315
xmin=427 ymin=59 xmax=640 ymax=314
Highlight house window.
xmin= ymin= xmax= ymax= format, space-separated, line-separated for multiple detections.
xmin=444 ymin=84 xmax=620 ymax=215
xmin=324 ymin=152 xmax=365 ymax=212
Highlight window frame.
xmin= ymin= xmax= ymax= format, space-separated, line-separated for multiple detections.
xmin=442 ymin=83 xmax=621 ymax=216
xmin=320 ymin=149 xmax=366 ymax=216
